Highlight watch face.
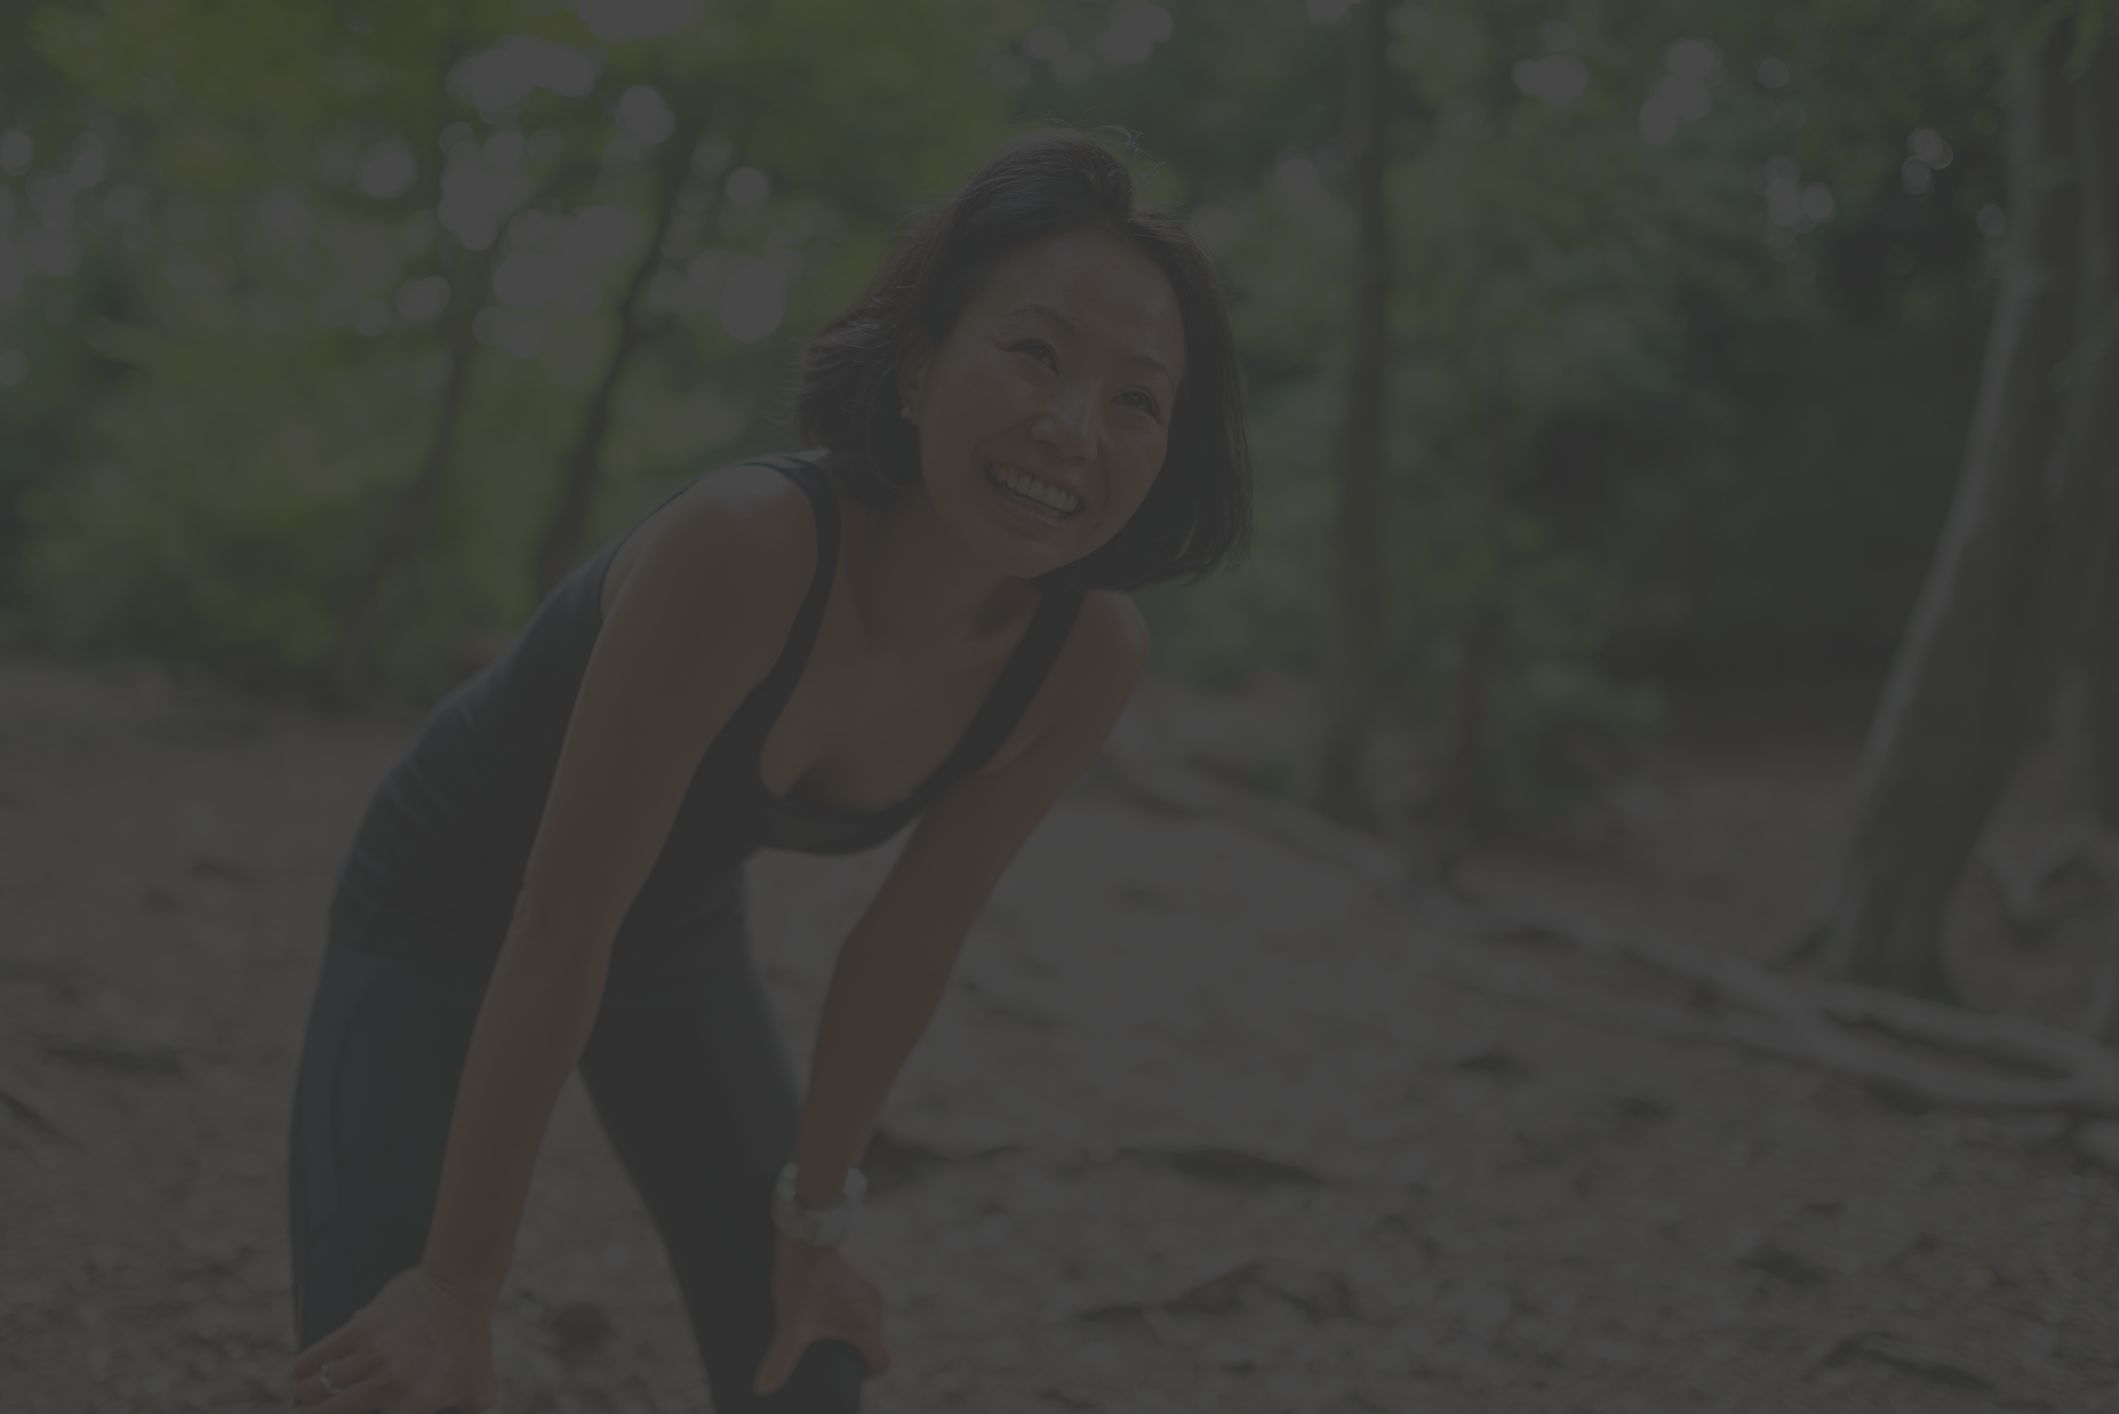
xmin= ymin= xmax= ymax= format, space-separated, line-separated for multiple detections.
xmin=782 ymin=1213 xmax=836 ymax=1245
xmin=773 ymin=1195 xmax=841 ymax=1245
xmin=770 ymin=1163 xmax=858 ymax=1245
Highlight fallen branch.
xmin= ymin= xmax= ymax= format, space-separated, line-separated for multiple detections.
xmin=1809 ymin=1329 xmax=1998 ymax=1394
xmin=1525 ymin=911 xmax=2119 ymax=1086
xmin=1420 ymin=896 xmax=2119 ymax=1120
xmin=0 ymin=1073 xmax=75 ymax=1145
xmin=1090 ymin=712 xmax=2119 ymax=1130
xmin=1420 ymin=946 xmax=2119 ymax=1115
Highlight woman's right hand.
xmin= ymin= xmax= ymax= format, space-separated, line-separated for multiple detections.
xmin=290 ymin=1265 xmax=499 ymax=1413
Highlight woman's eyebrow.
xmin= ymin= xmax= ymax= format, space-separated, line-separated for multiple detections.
xmin=1005 ymin=301 xmax=1175 ymax=381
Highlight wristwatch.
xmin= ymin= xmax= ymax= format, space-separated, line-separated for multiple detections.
xmin=771 ymin=1161 xmax=867 ymax=1247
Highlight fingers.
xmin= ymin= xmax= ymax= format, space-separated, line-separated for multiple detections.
xmin=287 ymin=1335 xmax=426 ymax=1414
xmin=298 ymin=1357 xmax=463 ymax=1414
xmin=751 ymin=1331 xmax=799 ymax=1396
xmin=291 ymin=1319 xmax=370 ymax=1378
xmin=314 ymin=1350 xmax=435 ymax=1414
xmin=754 ymin=1305 xmax=826 ymax=1397
xmin=854 ymin=1284 xmax=891 ymax=1376
xmin=290 ymin=1348 xmax=377 ymax=1406
xmin=854 ymin=1307 xmax=893 ymax=1379
xmin=286 ymin=1270 xmax=491 ymax=1413
xmin=314 ymin=1364 xmax=406 ymax=1414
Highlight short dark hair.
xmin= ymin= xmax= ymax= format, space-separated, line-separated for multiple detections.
xmin=784 ymin=127 xmax=1251 ymax=594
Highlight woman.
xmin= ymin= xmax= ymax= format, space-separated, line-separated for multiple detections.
xmin=285 ymin=127 xmax=1250 ymax=1413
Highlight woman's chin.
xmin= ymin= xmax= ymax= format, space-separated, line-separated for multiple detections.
xmin=999 ymin=523 xmax=1105 ymax=578
xmin=946 ymin=505 xmax=1087 ymax=572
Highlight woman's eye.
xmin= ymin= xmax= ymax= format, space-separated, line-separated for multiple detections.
xmin=1012 ymin=339 xmax=1161 ymax=420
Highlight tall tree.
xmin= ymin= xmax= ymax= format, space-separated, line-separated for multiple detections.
xmin=1312 ymin=0 xmax=1394 ymax=831
xmin=326 ymin=13 xmax=517 ymax=697
xmin=2060 ymin=35 xmax=2119 ymax=834
xmin=1818 ymin=13 xmax=2119 ymax=998
xmin=527 ymin=96 xmax=721 ymax=597
xmin=2089 ymin=563 xmax=2119 ymax=826
xmin=522 ymin=0 xmax=1031 ymax=601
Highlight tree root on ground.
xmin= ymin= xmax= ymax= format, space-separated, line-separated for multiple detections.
xmin=1089 ymin=731 xmax=2119 ymax=1167
xmin=1422 ymin=899 xmax=2119 ymax=1172
xmin=0 ymin=1073 xmax=74 ymax=1145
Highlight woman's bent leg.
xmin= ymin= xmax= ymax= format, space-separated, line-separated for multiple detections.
xmin=579 ymin=946 xmax=865 ymax=1413
xmin=285 ymin=935 xmax=487 ymax=1349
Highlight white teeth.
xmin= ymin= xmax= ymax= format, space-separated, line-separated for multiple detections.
xmin=986 ymin=465 xmax=1081 ymax=515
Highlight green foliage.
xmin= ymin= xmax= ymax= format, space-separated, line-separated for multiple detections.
xmin=1394 ymin=491 xmax=1666 ymax=833
xmin=0 ymin=0 xmax=2037 ymax=832
xmin=20 ymin=309 xmax=389 ymax=684
xmin=1124 ymin=0 xmax=2005 ymax=831
xmin=1136 ymin=381 xmax=1338 ymax=689
xmin=8 ymin=0 xmax=1029 ymax=695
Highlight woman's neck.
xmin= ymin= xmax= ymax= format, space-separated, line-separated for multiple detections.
xmin=845 ymin=490 xmax=1038 ymax=659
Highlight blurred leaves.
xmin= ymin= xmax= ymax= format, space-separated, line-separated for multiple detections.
xmin=1 ymin=0 xmax=2028 ymax=828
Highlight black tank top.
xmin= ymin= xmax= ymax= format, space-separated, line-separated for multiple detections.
xmin=328 ymin=452 xmax=1086 ymax=979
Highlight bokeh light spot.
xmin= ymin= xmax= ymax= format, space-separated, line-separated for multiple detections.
xmin=725 ymin=167 xmax=771 ymax=206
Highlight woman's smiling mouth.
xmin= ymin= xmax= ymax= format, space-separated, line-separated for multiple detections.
xmin=984 ymin=463 xmax=1083 ymax=521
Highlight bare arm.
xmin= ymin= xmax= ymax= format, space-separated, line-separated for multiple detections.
xmin=788 ymin=591 xmax=1151 ymax=1207
xmin=415 ymin=468 xmax=816 ymax=1303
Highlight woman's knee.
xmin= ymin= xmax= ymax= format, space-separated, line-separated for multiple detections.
xmin=752 ymin=1338 xmax=866 ymax=1412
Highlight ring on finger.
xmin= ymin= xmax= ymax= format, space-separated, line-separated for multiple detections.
xmin=319 ymin=1361 xmax=345 ymax=1395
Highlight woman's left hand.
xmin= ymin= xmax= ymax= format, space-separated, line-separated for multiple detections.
xmin=750 ymin=1232 xmax=893 ymax=1395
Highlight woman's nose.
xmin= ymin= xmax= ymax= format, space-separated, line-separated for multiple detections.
xmin=1032 ymin=391 xmax=1098 ymax=457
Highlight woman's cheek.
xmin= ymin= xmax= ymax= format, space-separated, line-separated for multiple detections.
xmin=1115 ymin=461 xmax=1161 ymax=522
xmin=968 ymin=363 xmax=1027 ymax=410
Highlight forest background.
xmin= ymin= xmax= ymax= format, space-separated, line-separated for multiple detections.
xmin=7 ymin=0 xmax=2119 ymax=1056
xmin=10 ymin=1 xmax=2119 ymax=1409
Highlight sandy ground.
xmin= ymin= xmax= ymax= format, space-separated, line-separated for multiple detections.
xmin=2 ymin=652 xmax=2116 ymax=1413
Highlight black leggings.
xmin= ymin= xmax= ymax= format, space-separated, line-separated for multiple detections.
xmin=285 ymin=919 xmax=866 ymax=1411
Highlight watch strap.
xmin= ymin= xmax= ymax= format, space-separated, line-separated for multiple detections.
xmin=772 ymin=1161 xmax=866 ymax=1246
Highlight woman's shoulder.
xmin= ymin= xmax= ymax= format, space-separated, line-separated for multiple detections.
xmin=967 ymin=589 xmax=1147 ymax=786
xmin=601 ymin=456 xmax=827 ymax=620
xmin=682 ymin=454 xmax=829 ymax=534
xmin=1077 ymin=588 xmax=1149 ymax=678
xmin=1041 ymin=588 xmax=1150 ymax=717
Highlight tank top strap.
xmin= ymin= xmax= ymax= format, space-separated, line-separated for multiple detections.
xmin=741 ymin=454 xmax=843 ymax=711
xmin=920 ymin=584 xmax=1089 ymax=803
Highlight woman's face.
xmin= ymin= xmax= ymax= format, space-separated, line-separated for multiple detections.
xmin=898 ymin=226 xmax=1187 ymax=579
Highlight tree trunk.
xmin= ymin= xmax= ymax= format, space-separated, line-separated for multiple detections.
xmin=1312 ymin=0 xmax=1393 ymax=831
xmin=2065 ymin=35 xmax=2119 ymax=1043
xmin=1819 ymin=23 xmax=2085 ymax=999
xmin=528 ymin=107 xmax=717 ymax=598
xmin=320 ymin=70 xmax=602 ymax=698
xmin=1426 ymin=593 xmax=1502 ymax=845
xmin=1822 ymin=21 xmax=2119 ymax=1000
xmin=2073 ymin=41 xmax=2119 ymax=833
xmin=2088 ymin=562 xmax=2119 ymax=828
xmin=319 ymin=28 xmax=481 ymax=702
xmin=2057 ymin=33 xmax=2119 ymax=831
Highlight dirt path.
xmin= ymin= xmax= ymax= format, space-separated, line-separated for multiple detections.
xmin=2 ymin=654 xmax=2113 ymax=1412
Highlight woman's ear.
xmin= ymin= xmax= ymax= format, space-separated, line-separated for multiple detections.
xmin=896 ymin=338 xmax=934 ymax=423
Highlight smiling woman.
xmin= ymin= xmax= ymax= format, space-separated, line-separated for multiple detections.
xmin=882 ymin=223 xmax=1187 ymax=569
xmin=796 ymin=129 xmax=1250 ymax=596
xmin=285 ymin=126 xmax=1250 ymax=1414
